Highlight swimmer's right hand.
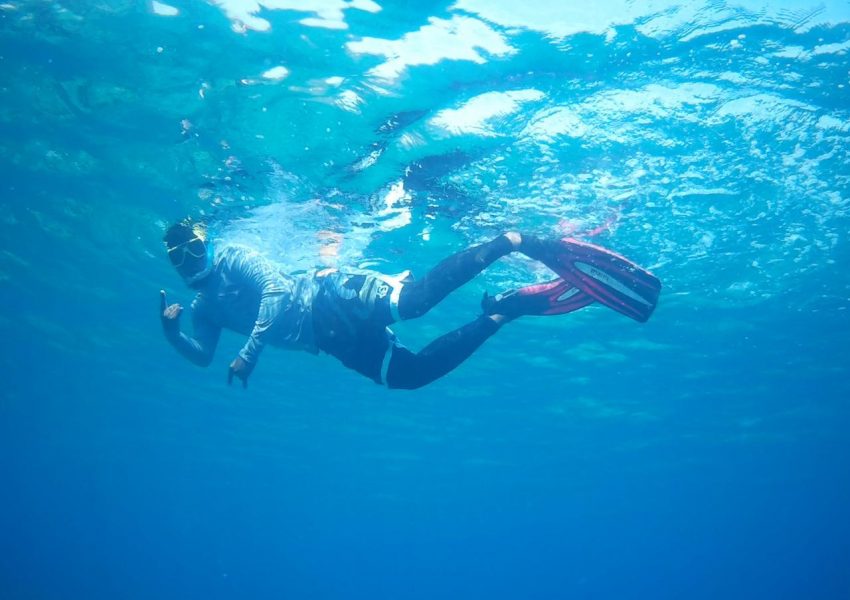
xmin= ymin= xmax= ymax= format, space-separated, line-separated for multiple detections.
xmin=160 ymin=290 xmax=183 ymax=332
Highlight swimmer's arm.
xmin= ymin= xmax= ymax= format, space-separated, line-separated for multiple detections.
xmin=227 ymin=248 xmax=287 ymax=367
xmin=161 ymin=292 xmax=221 ymax=367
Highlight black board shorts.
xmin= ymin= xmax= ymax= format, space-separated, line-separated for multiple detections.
xmin=312 ymin=270 xmax=407 ymax=384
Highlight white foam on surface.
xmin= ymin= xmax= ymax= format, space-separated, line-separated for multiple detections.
xmin=208 ymin=0 xmax=381 ymax=32
xmin=771 ymin=39 xmax=850 ymax=61
xmin=771 ymin=46 xmax=807 ymax=59
xmin=261 ymin=65 xmax=290 ymax=80
xmin=520 ymin=83 xmax=721 ymax=144
xmin=812 ymin=40 xmax=850 ymax=55
xmin=669 ymin=188 xmax=738 ymax=200
xmin=151 ymin=1 xmax=178 ymax=16
xmin=346 ymin=15 xmax=514 ymax=80
xmin=430 ymin=90 xmax=544 ymax=137
xmin=521 ymin=107 xmax=588 ymax=141
xmin=453 ymin=0 xmax=850 ymax=40
xmin=335 ymin=89 xmax=364 ymax=113
xmin=300 ymin=17 xmax=347 ymax=30
xmin=454 ymin=0 xmax=641 ymax=39
xmin=817 ymin=116 xmax=850 ymax=132
xmin=712 ymin=94 xmax=817 ymax=122
xmin=590 ymin=83 xmax=721 ymax=118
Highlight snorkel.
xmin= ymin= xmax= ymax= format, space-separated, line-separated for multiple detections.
xmin=185 ymin=239 xmax=215 ymax=288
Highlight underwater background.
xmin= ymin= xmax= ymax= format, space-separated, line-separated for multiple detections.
xmin=2 ymin=1 xmax=849 ymax=598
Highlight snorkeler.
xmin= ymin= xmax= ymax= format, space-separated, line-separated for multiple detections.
xmin=160 ymin=219 xmax=660 ymax=389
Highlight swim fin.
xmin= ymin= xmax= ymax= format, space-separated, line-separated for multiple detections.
xmin=521 ymin=237 xmax=661 ymax=322
xmin=482 ymin=278 xmax=594 ymax=320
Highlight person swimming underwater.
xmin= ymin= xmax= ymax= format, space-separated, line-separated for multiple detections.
xmin=160 ymin=218 xmax=660 ymax=389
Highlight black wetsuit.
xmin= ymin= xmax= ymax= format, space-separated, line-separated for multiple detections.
xmin=165 ymin=237 xmax=514 ymax=389
xmin=313 ymin=235 xmax=513 ymax=389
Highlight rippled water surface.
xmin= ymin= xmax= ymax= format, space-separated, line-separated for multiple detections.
xmin=2 ymin=1 xmax=849 ymax=598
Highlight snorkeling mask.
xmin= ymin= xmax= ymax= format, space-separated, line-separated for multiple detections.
xmin=165 ymin=220 xmax=215 ymax=285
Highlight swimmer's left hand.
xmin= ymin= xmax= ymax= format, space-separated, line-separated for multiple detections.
xmin=228 ymin=356 xmax=253 ymax=389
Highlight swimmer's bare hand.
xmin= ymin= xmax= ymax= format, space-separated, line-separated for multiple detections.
xmin=228 ymin=356 xmax=252 ymax=389
xmin=160 ymin=290 xmax=183 ymax=332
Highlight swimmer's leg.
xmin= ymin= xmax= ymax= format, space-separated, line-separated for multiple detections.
xmin=385 ymin=315 xmax=503 ymax=390
xmin=397 ymin=233 xmax=520 ymax=320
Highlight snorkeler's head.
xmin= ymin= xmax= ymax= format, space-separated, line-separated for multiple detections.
xmin=164 ymin=218 xmax=214 ymax=286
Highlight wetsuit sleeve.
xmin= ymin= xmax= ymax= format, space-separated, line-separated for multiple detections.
xmin=164 ymin=296 xmax=221 ymax=367
xmin=224 ymin=247 xmax=288 ymax=366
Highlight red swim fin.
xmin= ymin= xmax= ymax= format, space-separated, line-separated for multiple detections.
xmin=483 ymin=278 xmax=594 ymax=319
xmin=523 ymin=237 xmax=661 ymax=322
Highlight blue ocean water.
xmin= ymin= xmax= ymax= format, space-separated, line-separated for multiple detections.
xmin=2 ymin=0 xmax=850 ymax=598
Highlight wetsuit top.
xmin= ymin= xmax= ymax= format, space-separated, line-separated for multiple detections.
xmin=165 ymin=244 xmax=320 ymax=368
